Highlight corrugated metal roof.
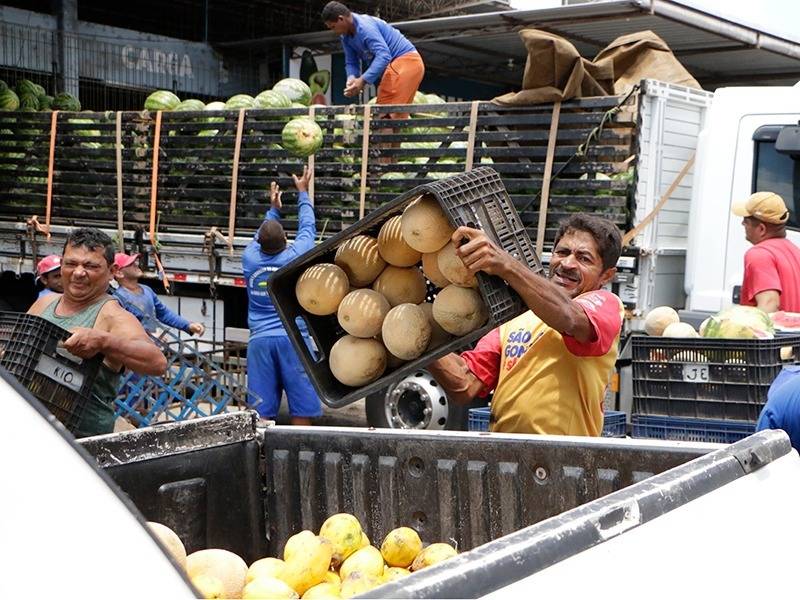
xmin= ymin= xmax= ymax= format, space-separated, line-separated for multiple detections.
xmin=248 ymin=0 xmax=800 ymax=89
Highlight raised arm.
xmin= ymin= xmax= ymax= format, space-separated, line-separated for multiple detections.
xmin=291 ymin=166 xmax=316 ymax=252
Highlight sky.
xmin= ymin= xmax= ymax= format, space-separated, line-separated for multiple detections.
xmin=507 ymin=0 xmax=800 ymax=43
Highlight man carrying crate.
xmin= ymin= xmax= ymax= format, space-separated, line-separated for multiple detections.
xmin=26 ymin=228 xmax=167 ymax=437
xmin=428 ymin=215 xmax=624 ymax=437
xmin=243 ymin=167 xmax=321 ymax=425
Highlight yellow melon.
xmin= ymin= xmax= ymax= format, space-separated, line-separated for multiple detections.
xmin=401 ymin=195 xmax=454 ymax=253
xmin=186 ymin=549 xmax=248 ymax=600
xmin=337 ymin=289 xmax=390 ymax=338
xmin=190 ymin=574 xmax=225 ymax=599
xmin=432 ymin=286 xmax=488 ymax=336
xmin=381 ymin=303 xmax=431 ymax=360
xmin=437 ymin=241 xmax=477 ymax=288
xmin=319 ymin=513 xmax=364 ymax=567
xmin=296 ymin=263 xmax=350 ymax=316
xmin=382 ymin=567 xmax=411 ymax=583
xmin=421 ymin=251 xmax=450 ymax=288
xmin=377 ymin=215 xmax=422 ymax=267
xmin=339 ymin=546 xmax=384 ymax=580
xmin=380 ymin=527 xmax=422 ymax=568
xmin=302 ymin=582 xmax=342 ymax=599
xmin=418 ymin=302 xmax=451 ymax=350
xmin=334 ymin=235 xmax=386 ymax=287
xmin=410 ymin=543 xmax=457 ymax=571
xmin=329 ymin=336 xmax=387 ymax=387
xmin=146 ymin=521 xmax=187 ymax=570
xmin=340 ymin=572 xmax=383 ymax=598
xmin=247 ymin=557 xmax=287 ymax=584
xmin=372 ymin=266 xmax=427 ymax=307
xmin=243 ymin=576 xmax=299 ymax=599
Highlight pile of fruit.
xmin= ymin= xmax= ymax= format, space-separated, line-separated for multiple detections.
xmin=294 ymin=195 xmax=489 ymax=387
xmin=147 ymin=513 xmax=457 ymax=599
xmin=0 ymin=78 xmax=80 ymax=112
xmin=644 ymin=305 xmax=776 ymax=339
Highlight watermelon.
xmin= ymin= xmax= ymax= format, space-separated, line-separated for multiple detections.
xmin=145 ymin=90 xmax=181 ymax=111
xmin=0 ymin=89 xmax=20 ymax=111
xmin=771 ymin=311 xmax=800 ymax=332
xmin=198 ymin=101 xmax=225 ymax=136
xmin=18 ymin=93 xmax=40 ymax=112
xmin=39 ymin=95 xmax=54 ymax=111
xmin=225 ymin=94 xmax=255 ymax=110
xmin=32 ymin=83 xmax=46 ymax=98
xmin=281 ymin=117 xmax=323 ymax=157
xmin=291 ymin=102 xmax=307 ymax=109
xmin=254 ymin=89 xmax=291 ymax=109
xmin=412 ymin=91 xmax=426 ymax=104
xmin=52 ymin=92 xmax=81 ymax=111
xmin=16 ymin=79 xmax=39 ymax=98
xmin=175 ymin=99 xmax=206 ymax=111
xmin=272 ymin=78 xmax=312 ymax=107
xmin=0 ymin=81 xmax=7 ymax=93
xmin=702 ymin=305 xmax=775 ymax=339
xmin=68 ymin=118 xmax=102 ymax=148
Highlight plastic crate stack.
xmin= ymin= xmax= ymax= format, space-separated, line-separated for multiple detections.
xmin=468 ymin=407 xmax=627 ymax=437
xmin=630 ymin=334 xmax=800 ymax=443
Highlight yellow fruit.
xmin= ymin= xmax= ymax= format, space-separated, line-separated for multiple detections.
xmin=382 ymin=567 xmax=411 ymax=583
xmin=186 ymin=549 xmax=248 ymax=599
xmin=335 ymin=235 xmax=386 ymax=287
xmin=302 ymin=582 xmax=342 ymax=599
xmin=337 ymin=289 xmax=390 ymax=338
xmin=243 ymin=576 xmax=299 ymax=599
xmin=339 ymin=546 xmax=384 ymax=580
xmin=279 ymin=532 xmax=333 ymax=595
xmin=296 ymin=263 xmax=350 ymax=316
xmin=410 ymin=543 xmax=457 ymax=571
xmin=190 ymin=574 xmax=225 ymax=599
xmin=372 ymin=265 xmax=427 ymax=307
xmin=381 ymin=303 xmax=431 ymax=361
xmin=319 ymin=513 xmax=363 ymax=567
xmin=380 ymin=527 xmax=422 ymax=568
xmin=401 ymin=195 xmax=454 ymax=253
xmin=421 ymin=251 xmax=450 ymax=288
xmin=418 ymin=302 xmax=451 ymax=350
xmin=432 ymin=285 xmax=488 ymax=335
xmin=247 ymin=557 xmax=287 ymax=584
xmin=437 ymin=241 xmax=477 ymax=288
xmin=340 ymin=572 xmax=383 ymax=598
xmin=377 ymin=215 xmax=422 ymax=267
xmin=358 ymin=533 xmax=370 ymax=550
xmin=329 ymin=335 xmax=387 ymax=387
xmin=324 ymin=571 xmax=342 ymax=586
xmin=146 ymin=521 xmax=187 ymax=570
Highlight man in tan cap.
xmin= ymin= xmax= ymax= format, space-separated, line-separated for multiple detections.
xmin=732 ymin=191 xmax=800 ymax=312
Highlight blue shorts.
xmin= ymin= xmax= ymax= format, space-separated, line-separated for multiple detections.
xmin=247 ymin=335 xmax=321 ymax=418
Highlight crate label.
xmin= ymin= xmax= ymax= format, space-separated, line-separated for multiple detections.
xmin=681 ymin=363 xmax=709 ymax=383
xmin=35 ymin=354 xmax=85 ymax=393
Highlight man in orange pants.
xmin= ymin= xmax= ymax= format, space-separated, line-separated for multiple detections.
xmin=322 ymin=1 xmax=425 ymax=119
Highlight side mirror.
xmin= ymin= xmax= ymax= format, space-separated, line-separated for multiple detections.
xmin=775 ymin=124 xmax=800 ymax=157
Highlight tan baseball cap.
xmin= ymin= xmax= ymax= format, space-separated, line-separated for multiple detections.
xmin=731 ymin=191 xmax=789 ymax=224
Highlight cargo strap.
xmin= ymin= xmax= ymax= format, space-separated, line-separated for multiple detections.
xmin=148 ymin=111 xmax=170 ymax=293
xmin=622 ymin=153 xmax=696 ymax=247
xmin=536 ymin=101 xmax=561 ymax=256
xmin=358 ymin=104 xmax=372 ymax=219
xmin=44 ymin=110 xmax=59 ymax=239
xmin=227 ymin=108 xmax=246 ymax=254
xmin=115 ymin=111 xmax=124 ymax=251
xmin=464 ymin=100 xmax=480 ymax=172
xmin=307 ymin=105 xmax=316 ymax=202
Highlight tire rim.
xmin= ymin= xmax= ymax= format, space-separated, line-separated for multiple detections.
xmin=384 ymin=371 xmax=449 ymax=429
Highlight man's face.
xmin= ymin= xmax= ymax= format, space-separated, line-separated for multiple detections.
xmin=742 ymin=216 xmax=764 ymax=245
xmin=325 ymin=16 xmax=350 ymax=36
xmin=61 ymin=245 xmax=115 ymax=302
xmin=549 ymin=229 xmax=615 ymax=298
xmin=120 ymin=263 xmax=143 ymax=280
xmin=41 ymin=270 xmax=63 ymax=293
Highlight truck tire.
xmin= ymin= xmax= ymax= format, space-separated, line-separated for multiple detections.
xmin=365 ymin=369 xmax=474 ymax=431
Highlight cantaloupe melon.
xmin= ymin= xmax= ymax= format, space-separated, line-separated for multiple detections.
xmin=381 ymin=303 xmax=431 ymax=360
xmin=146 ymin=521 xmax=187 ymax=570
xmin=329 ymin=335 xmax=387 ymax=386
xmin=375 ymin=332 xmax=408 ymax=369
xmin=377 ymin=215 xmax=422 ymax=267
xmin=337 ymin=289 xmax=390 ymax=338
xmin=295 ymin=263 xmax=350 ymax=316
xmin=421 ymin=251 xmax=450 ymax=288
xmin=662 ymin=322 xmax=699 ymax=338
xmin=372 ymin=266 xmax=427 ymax=307
xmin=419 ymin=302 xmax=451 ymax=350
xmin=334 ymin=235 xmax=386 ymax=286
xmin=432 ymin=286 xmax=488 ymax=335
xmin=644 ymin=306 xmax=680 ymax=336
xmin=186 ymin=549 xmax=248 ymax=600
xmin=401 ymin=194 xmax=454 ymax=253
xmin=437 ymin=241 xmax=477 ymax=288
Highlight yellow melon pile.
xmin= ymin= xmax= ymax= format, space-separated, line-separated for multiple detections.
xmin=148 ymin=515 xmax=458 ymax=599
xmin=295 ymin=194 xmax=489 ymax=387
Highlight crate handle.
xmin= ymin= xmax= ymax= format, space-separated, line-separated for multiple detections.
xmin=292 ymin=315 xmax=326 ymax=365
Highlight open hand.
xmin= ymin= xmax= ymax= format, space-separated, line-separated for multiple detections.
xmin=452 ymin=226 xmax=511 ymax=278
xmin=292 ymin=165 xmax=311 ymax=193
xmin=63 ymin=327 xmax=107 ymax=359
xmin=344 ymin=76 xmax=365 ymax=98
xmin=269 ymin=181 xmax=282 ymax=210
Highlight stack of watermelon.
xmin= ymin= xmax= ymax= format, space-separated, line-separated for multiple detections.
xmin=0 ymin=79 xmax=80 ymax=113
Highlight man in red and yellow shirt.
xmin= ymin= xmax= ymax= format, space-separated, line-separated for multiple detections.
xmin=428 ymin=214 xmax=623 ymax=436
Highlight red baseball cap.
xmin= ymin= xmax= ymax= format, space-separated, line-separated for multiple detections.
xmin=36 ymin=255 xmax=61 ymax=278
xmin=114 ymin=253 xmax=139 ymax=269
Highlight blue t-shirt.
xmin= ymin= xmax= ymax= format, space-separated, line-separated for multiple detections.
xmin=243 ymin=192 xmax=316 ymax=339
xmin=38 ymin=288 xmax=55 ymax=300
xmin=757 ymin=366 xmax=800 ymax=451
xmin=341 ymin=13 xmax=416 ymax=85
xmin=113 ymin=283 xmax=191 ymax=334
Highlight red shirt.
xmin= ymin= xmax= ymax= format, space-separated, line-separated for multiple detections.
xmin=741 ymin=238 xmax=800 ymax=312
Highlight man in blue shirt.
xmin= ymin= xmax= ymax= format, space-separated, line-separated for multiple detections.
xmin=36 ymin=255 xmax=63 ymax=299
xmin=757 ymin=366 xmax=800 ymax=451
xmin=243 ymin=166 xmax=321 ymax=425
xmin=322 ymin=1 xmax=424 ymax=116
xmin=113 ymin=253 xmax=205 ymax=336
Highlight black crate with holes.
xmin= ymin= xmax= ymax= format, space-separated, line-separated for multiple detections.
xmin=631 ymin=334 xmax=800 ymax=421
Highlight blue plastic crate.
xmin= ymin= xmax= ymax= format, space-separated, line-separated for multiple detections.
xmin=631 ymin=414 xmax=755 ymax=444
xmin=468 ymin=407 xmax=626 ymax=436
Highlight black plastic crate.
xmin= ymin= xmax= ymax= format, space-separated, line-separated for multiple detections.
xmin=0 ymin=311 xmax=100 ymax=433
xmin=631 ymin=334 xmax=800 ymax=421
xmin=269 ymin=167 xmax=543 ymax=408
